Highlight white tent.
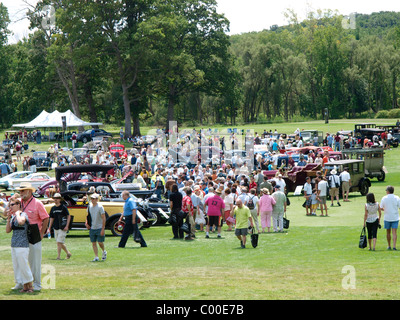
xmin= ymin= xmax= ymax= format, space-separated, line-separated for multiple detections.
xmin=13 ymin=110 xmax=51 ymax=128
xmin=13 ymin=109 xmax=102 ymax=128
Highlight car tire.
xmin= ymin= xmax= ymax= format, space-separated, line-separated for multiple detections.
xmin=82 ymin=137 xmax=88 ymax=144
xmin=377 ymin=170 xmax=385 ymax=182
xmin=360 ymin=179 xmax=369 ymax=196
xmin=110 ymin=217 xmax=124 ymax=237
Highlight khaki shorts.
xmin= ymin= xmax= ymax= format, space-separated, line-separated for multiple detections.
xmin=318 ymin=196 xmax=327 ymax=205
xmin=54 ymin=229 xmax=67 ymax=244
xmin=329 ymin=187 xmax=339 ymax=197
xmin=342 ymin=181 xmax=350 ymax=192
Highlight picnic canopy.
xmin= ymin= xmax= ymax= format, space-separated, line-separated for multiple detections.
xmin=13 ymin=109 xmax=102 ymax=128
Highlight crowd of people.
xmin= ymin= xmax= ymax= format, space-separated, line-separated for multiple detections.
xmin=2 ymin=126 xmax=400 ymax=294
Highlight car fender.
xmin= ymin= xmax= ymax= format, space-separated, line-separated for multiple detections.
xmin=358 ymin=177 xmax=371 ymax=187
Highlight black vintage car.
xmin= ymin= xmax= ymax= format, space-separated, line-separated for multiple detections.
xmin=32 ymin=151 xmax=52 ymax=170
xmin=76 ymin=129 xmax=112 ymax=143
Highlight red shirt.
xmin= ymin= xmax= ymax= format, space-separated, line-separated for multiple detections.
xmin=182 ymin=196 xmax=194 ymax=216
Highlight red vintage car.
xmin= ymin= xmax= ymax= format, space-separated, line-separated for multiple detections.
xmin=109 ymin=144 xmax=128 ymax=161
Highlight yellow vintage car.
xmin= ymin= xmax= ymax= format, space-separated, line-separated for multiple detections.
xmin=44 ymin=192 xmax=147 ymax=236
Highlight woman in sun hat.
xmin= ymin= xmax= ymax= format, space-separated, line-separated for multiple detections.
xmin=16 ymin=182 xmax=49 ymax=291
xmin=6 ymin=197 xmax=34 ymax=293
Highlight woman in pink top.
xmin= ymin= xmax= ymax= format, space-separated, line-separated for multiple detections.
xmin=258 ymin=188 xmax=276 ymax=233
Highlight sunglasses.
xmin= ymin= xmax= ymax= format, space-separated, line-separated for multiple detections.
xmin=10 ymin=203 xmax=19 ymax=207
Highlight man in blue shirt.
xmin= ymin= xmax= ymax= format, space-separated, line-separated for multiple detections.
xmin=117 ymin=190 xmax=147 ymax=248
xmin=0 ymin=161 xmax=10 ymax=177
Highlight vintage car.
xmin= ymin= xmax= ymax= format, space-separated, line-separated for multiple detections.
xmin=0 ymin=171 xmax=32 ymax=190
xmin=324 ymin=159 xmax=371 ymax=195
xmin=7 ymin=172 xmax=52 ymax=191
xmin=109 ymin=143 xmax=128 ymax=162
xmin=71 ymin=148 xmax=91 ymax=163
xmin=55 ymin=164 xmax=154 ymax=199
xmin=76 ymin=128 xmax=113 ymax=143
xmin=283 ymin=163 xmax=322 ymax=193
xmin=300 ymin=130 xmax=324 ymax=145
xmin=43 ymin=191 xmax=153 ymax=236
xmin=83 ymin=136 xmax=112 ymax=152
xmin=32 ymin=151 xmax=52 ymax=170
xmin=56 ymin=164 xmax=115 ymax=192
xmin=342 ymin=147 xmax=386 ymax=181
xmin=132 ymin=135 xmax=157 ymax=149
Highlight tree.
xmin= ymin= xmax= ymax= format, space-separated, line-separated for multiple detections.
xmin=145 ymin=0 xmax=230 ymax=131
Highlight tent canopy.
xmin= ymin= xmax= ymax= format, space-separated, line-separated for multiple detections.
xmin=13 ymin=110 xmax=102 ymax=128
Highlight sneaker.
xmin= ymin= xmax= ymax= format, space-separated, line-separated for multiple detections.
xmin=337 ymin=202 xmax=341 ymax=207
xmin=205 ymin=234 xmax=209 ymax=239
xmin=102 ymin=251 xmax=107 ymax=261
xmin=92 ymin=257 xmax=99 ymax=262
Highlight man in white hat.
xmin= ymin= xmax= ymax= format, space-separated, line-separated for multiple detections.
xmin=16 ymin=182 xmax=49 ymax=291
xmin=328 ymin=169 xmax=341 ymax=207
xmin=47 ymin=193 xmax=72 ymax=260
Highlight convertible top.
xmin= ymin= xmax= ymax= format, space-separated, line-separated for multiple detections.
xmin=55 ymin=164 xmax=114 ymax=181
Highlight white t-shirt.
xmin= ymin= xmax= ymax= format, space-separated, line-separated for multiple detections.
xmin=380 ymin=194 xmax=400 ymax=222
xmin=224 ymin=193 xmax=234 ymax=209
xmin=328 ymin=175 xmax=340 ymax=188
xmin=89 ymin=203 xmax=105 ymax=229
xmin=274 ymin=178 xmax=286 ymax=190
xmin=317 ymin=180 xmax=328 ymax=197
xmin=303 ymin=182 xmax=312 ymax=195
xmin=339 ymin=171 xmax=351 ymax=182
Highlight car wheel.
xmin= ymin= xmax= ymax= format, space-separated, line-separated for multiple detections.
xmin=82 ymin=137 xmax=88 ymax=143
xmin=377 ymin=170 xmax=385 ymax=182
xmin=360 ymin=180 xmax=369 ymax=196
xmin=110 ymin=217 xmax=124 ymax=237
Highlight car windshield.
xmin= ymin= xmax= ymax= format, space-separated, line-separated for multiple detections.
xmin=33 ymin=152 xmax=47 ymax=157
xmin=73 ymin=149 xmax=87 ymax=155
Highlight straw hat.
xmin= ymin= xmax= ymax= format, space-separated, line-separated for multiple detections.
xmin=261 ymin=188 xmax=270 ymax=195
xmin=15 ymin=182 xmax=36 ymax=192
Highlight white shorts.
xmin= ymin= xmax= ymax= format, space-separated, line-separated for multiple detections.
xmin=54 ymin=229 xmax=67 ymax=243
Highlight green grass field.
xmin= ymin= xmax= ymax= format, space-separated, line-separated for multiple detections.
xmin=1 ymin=119 xmax=400 ymax=300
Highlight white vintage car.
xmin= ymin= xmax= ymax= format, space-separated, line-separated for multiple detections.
xmin=7 ymin=172 xmax=52 ymax=191
xmin=0 ymin=171 xmax=32 ymax=190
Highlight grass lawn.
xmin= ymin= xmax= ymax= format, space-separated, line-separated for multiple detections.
xmin=0 ymin=119 xmax=400 ymax=300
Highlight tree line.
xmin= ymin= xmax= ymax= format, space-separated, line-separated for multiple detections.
xmin=0 ymin=2 xmax=400 ymax=135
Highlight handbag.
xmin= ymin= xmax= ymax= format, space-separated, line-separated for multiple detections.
xmin=359 ymin=227 xmax=367 ymax=249
xmin=27 ymin=223 xmax=41 ymax=244
xmin=283 ymin=212 xmax=290 ymax=229
xmin=250 ymin=227 xmax=259 ymax=248
xmin=180 ymin=222 xmax=190 ymax=234
xmin=226 ymin=216 xmax=236 ymax=224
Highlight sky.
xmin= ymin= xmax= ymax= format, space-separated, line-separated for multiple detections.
xmin=1 ymin=0 xmax=400 ymax=44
